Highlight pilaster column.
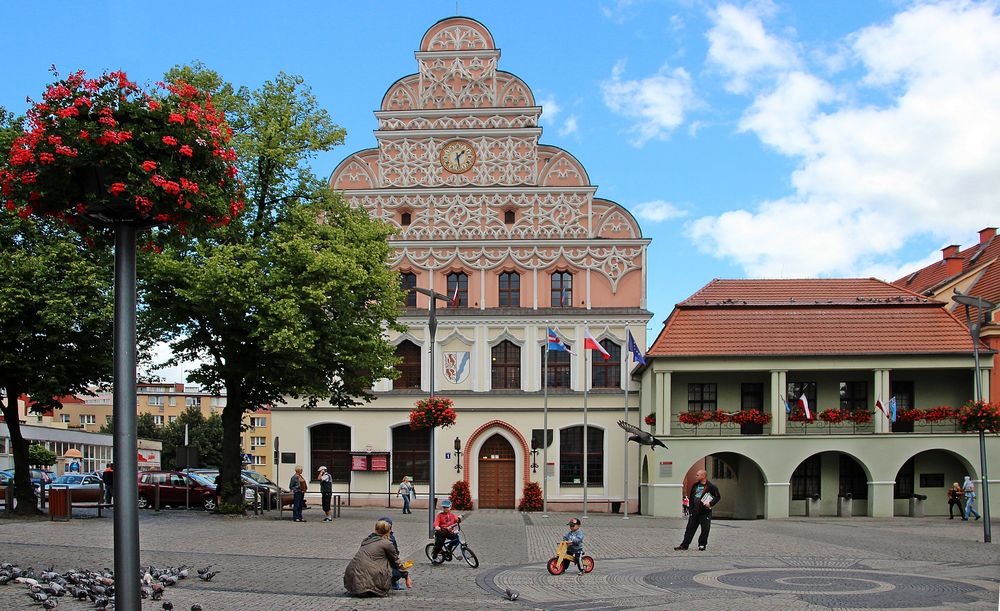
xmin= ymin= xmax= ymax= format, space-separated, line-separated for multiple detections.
xmin=868 ymin=480 xmax=896 ymax=517
xmin=770 ymin=370 xmax=787 ymax=435
xmin=764 ymin=482 xmax=790 ymax=518
xmin=655 ymin=371 xmax=671 ymax=436
xmin=873 ymin=369 xmax=891 ymax=434
xmin=981 ymin=366 xmax=991 ymax=401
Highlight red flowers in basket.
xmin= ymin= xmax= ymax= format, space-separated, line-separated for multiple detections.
xmin=729 ymin=409 xmax=772 ymax=425
xmin=922 ymin=405 xmax=956 ymax=422
xmin=956 ymin=401 xmax=1000 ymax=433
xmin=409 ymin=396 xmax=457 ymax=430
xmin=819 ymin=409 xmax=851 ymax=424
xmin=894 ymin=408 xmax=924 ymax=423
xmin=678 ymin=411 xmax=712 ymax=425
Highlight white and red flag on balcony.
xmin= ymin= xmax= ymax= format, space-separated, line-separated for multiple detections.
xmin=798 ymin=394 xmax=812 ymax=420
xmin=583 ymin=328 xmax=611 ymax=360
xmin=875 ymin=397 xmax=887 ymax=418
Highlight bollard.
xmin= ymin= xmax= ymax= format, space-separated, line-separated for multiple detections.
xmin=154 ymin=483 xmax=161 ymax=512
xmin=805 ymin=494 xmax=821 ymax=517
xmin=837 ymin=494 xmax=853 ymax=518
xmin=909 ymin=494 xmax=926 ymax=518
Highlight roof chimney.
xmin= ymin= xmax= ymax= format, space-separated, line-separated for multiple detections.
xmin=979 ymin=227 xmax=996 ymax=244
xmin=941 ymin=244 xmax=960 ymax=259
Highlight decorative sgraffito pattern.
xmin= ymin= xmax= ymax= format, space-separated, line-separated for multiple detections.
xmin=418 ymin=56 xmax=498 ymax=109
xmin=426 ymin=24 xmax=490 ymax=51
xmin=378 ymin=113 xmax=537 ymax=131
xmin=377 ymin=136 xmax=536 ymax=187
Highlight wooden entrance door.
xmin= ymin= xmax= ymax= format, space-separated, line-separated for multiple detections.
xmin=478 ymin=434 xmax=516 ymax=509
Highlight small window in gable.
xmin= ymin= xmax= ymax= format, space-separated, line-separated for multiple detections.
xmin=504 ymin=209 xmax=515 ymax=224
xmin=400 ymin=211 xmax=412 ymax=226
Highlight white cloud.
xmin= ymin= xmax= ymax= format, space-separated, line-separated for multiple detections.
xmin=601 ymin=60 xmax=696 ymax=144
xmin=692 ymin=1 xmax=1000 ymax=278
xmin=632 ymin=200 xmax=687 ymax=222
xmin=601 ymin=0 xmax=640 ymax=23
xmin=539 ymin=95 xmax=561 ymax=121
xmin=142 ymin=341 xmax=204 ymax=386
xmin=706 ymin=1 xmax=799 ymax=94
xmin=559 ymin=115 xmax=579 ymax=136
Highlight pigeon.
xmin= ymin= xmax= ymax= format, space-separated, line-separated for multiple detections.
xmin=617 ymin=420 xmax=668 ymax=449
xmin=197 ymin=571 xmax=218 ymax=582
xmin=191 ymin=605 xmax=203 ymax=610
xmin=196 ymin=565 xmax=213 ymax=577
xmin=42 ymin=599 xmax=58 ymax=609
xmin=504 ymin=587 xmax=519 ymax=601
xmin=162 ymin=602 xmax=174 ymax=610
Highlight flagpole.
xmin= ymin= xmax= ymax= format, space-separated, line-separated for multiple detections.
xmin=542 ymin=323 xmax=549 ymax=518
xmin=583 ymin=325 xmax=589 ymax=519
xmin=623 ymin=325 xmax=630 ymax=520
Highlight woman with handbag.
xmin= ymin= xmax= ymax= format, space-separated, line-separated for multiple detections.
xmin=290 ymin=465 xmax=308 ymax=522
xmin=397 ymin=475 xmax=414 ymax=514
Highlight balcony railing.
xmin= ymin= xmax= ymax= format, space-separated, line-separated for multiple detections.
xmin=661 ymin=415 xmax=963 ymax=436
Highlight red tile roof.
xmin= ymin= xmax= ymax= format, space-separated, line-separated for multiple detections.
xmin=649 ymin=278 xmax=983 ymax=357
xmin=894 ymin=228 xmax=999 ymax=308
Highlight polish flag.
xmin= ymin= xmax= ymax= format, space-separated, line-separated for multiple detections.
xmin=875 ymin=397 xmax=887 ymax=418
xmin=450 ymin=284 xmax=460 ymax=307
xmin=798 ymin=394 xmax=812 ymax=420
xmin=583 ymin=328 xmax=611 ymax=360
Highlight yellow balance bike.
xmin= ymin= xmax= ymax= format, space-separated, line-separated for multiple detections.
xmin=547 ymin=540 xmax=594 ymax=575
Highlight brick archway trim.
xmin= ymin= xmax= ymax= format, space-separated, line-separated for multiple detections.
xmin=462 ymin=419 xmax=531 ymax=494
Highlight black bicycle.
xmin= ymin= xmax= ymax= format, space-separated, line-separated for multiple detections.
xmin=425 ymin=521 xmax=479 ymax=568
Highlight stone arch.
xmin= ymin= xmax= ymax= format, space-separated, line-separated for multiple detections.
xmin=890 ymin=447 xmax=979 ymax=517
xmin=786 ymin=449 xmax=872 ymax=517
xmin=462 ymin=419 xmax=530 ymax=490
xmin=682 ymin=451 xmax=768 ymax=519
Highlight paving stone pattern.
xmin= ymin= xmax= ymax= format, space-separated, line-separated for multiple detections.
xmin=0 ymin=505 xmax=996 ymax=610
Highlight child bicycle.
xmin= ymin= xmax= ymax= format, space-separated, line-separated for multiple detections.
xmin=547 ymin=540 xmax=594 ymax=575
xmin=425 ymin=521 xmax=479 ymax=568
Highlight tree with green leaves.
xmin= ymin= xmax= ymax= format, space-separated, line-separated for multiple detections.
xmin=157 ymin=407 xmax=224 ymax=470
xmin=140 ymin=66 xmax=402 ymax=511
xmin=100 ymin=412 xmax=162 ymax=441
xmin=28 ymin=443 xmax=56 ymax=467
xmin=0 ymin=106 xmax=115 ymax=514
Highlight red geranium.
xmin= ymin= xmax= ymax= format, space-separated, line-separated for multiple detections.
xmin=730 ymin=409 xmax=772 ymax=425
xmin=923 ymin=405 xmax=955 ymax=422
xmin=1 ymin=68 xmax=243 ymax=232
xmin=409 ymin=396 xmax=457 ymax=430
xmin=895 ymin=408 xmax=924 ymax=423
xmin=644 ymin=413 xmax=655 ymax=426
xmin=678 ymin=411 xmax=712 ymax=426
xmin=819 ymin=408 xmax=851 ymax=424
xmin=956 ymin=401 xmax=1000 ymax=433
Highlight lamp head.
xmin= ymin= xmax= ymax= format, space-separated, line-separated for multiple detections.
xmin=454 ymin=437 xmax=461 ymax=452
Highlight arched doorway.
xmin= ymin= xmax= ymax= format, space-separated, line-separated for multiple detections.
xmin=892 ymin=449 xmax=975 ymax=517
xmin=788 ymin=451 xmax=870 ymax=517
xmin=684 ymin=452 xmax=767 ymax=519
xmin=478 ymin=434 xmax=515 ymax=508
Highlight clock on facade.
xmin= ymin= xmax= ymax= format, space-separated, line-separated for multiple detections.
xmin=440 ymin=140 xmax=476 ymax=174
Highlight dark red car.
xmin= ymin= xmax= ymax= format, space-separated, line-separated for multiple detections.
xmin=137 ymin=470 xmax=216 ymax=511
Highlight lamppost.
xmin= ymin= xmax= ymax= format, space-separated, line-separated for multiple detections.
xmin=530 ymin=437 xmax=540 ymax=474
xmin=411 ymin=286 xmax=452 ymax=538
xmin=454 ymin=437 xmax=463 ymax=472
xmin=953 ymin=288 xmax=996 ymax=543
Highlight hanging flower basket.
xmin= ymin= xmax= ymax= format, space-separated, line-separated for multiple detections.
xmin=956 ymin=401 xmax=1000 ymax=433
xmin=895 ymin=408 xmax=924 ymax=423
xmin=922 ymin=405 xmax=955 ymax=422
xmin=730 ymin=409 xmax=771 ymax=426
xmin=678 ymin=411 xmax=712 ymax=426
xmin=409 ymin=396 xmax=457 ymax=430
xmin=1 ymin=68 xmax=243 ymax=232
xmin=643 ymin=413 xmax=655 ymax=426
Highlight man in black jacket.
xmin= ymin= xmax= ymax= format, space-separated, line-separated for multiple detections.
xmin=675 ymin=469 xmax=721 ymax=551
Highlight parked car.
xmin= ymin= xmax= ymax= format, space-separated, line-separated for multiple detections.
xmin=42 ymin=474 xmax=104 ymax=501
xmin=184 ymin=469 xmax=279 ymax=507
xmin=137 ymin=470 xmax=217 ymax=511
xmin=0 ymin=471 xmax=11 ymax=486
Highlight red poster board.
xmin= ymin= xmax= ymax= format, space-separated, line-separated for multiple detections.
xmin=351 ymin=455 xmax=368 ymax=471
xmin=370 ymin=455 xmax=388 ymax=471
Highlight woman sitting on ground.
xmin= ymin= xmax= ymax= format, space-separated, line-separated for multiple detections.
xmin=344 ymin=519 xmax=412 ymax=597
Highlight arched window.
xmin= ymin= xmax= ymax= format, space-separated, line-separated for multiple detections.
xmin=447 ymin=272 xmax=468 ymax=307
xmin=394 ymin=341 xmax=421 ymax=389
xmin=559 ymin=425 xmax=603 ymax=486
xmin=591 ymin=339 xmax=621 ymax=389
xmin=393 ymin=425 xmax=430 ymax=484
xmin=504 ymin=209 xmax=516 ymax=224
xmin=551 ymin=271 xmax=572 ymax=307
xmin=400 ymin=272 xmax=417 ymax=307
xmin=491 ymin=340 xmax=521 ymax=389
xmin=541 ymin=346 xmax=571 ymax=388
xmin=400 ymin=211 xmax=412 ymax=226
xmin=498 ymin=271 xmax=520 ymax=307
xmin=310 ymin=424 xmax=350 ymax=483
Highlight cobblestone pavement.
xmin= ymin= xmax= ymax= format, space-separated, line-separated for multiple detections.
xmin=0 ymin=504 xmax=997 ymax=610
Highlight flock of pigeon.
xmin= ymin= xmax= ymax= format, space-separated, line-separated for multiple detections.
xmin=0 ymin=561 xmax=219 ymax=609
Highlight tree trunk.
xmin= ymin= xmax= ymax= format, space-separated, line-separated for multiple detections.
xmin=220 ymin=381 xmax=246 ymax=512
xmin=1 ymin=385 xmax=40 ymax=515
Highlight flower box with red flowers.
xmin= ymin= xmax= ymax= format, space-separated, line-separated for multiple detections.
xmin=894 ymin=408 xmax=924 ymax=423
xmin=1 ymin=68 xmax=243 ymax=232
xmin=787 ymin=407 xmax=813 ymax=423
xmin=956 ymin=401 xmax=1000 ymax=433
xmin=730 ymin=409 xmax=772 ymax=426
xmin=409 ymin=396 xmax=457 ymax=430
xmin=818 ymin=408 xmax=852 ymax=424
xmin=678 ymin=411 xmax=712 ymax=426
xmin=922 ymin=405 xmax=956 ymax=422
xmin=644 ymin=413 xmax=655 ymax=426
xmin=708 ymin=410 xmax=731 ymax=423
xmin=850 ymin=410 xmax=872 ymax=424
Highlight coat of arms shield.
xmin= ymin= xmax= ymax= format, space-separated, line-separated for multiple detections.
xmin=444 ymin=351 xmax=470 ymax=384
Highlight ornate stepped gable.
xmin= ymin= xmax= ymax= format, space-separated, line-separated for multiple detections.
xmin=329 ymin=17 xmax=645 ymax=294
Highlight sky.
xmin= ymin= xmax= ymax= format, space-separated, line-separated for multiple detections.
xmin=3 ymin=0 xmax=999 ymax=383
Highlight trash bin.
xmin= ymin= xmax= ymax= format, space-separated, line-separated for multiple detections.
xmin=909 ymin=494 xmax=926 ymax=517
xmin=805 ymin=494 xmax=821 ymax=516
xmin=48 ymin=487 xmax=71 ymax=522
xmin=837 ymin=494 xmax=853 ymax=517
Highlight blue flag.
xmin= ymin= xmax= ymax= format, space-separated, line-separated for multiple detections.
xmin=626 ymin=330 xmax=646 ymax=366
xmin=547 ymin=328 xmax=573 ymax=354
xmin=780 ymin=394 xmax=791 ymax=414
xmin=888 ymin=396 xmax=897 ymax=422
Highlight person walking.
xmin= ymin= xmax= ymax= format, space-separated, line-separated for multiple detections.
xmin=962 ymin=475 xmax=981 ymax=521
xmin=674 ymin=469 xmax=721 ymax=551
xmin=397 ymin=475 xmax=414 ymax=514
xmin=947 ymin=482 xmax=964 ymax=519
xmin=318 ymin=466 xmax=333 ymax=522
xmin=101 ymin=463 xmax=114 ymax=506
xmin=290 ymin=465 xmax=308 ymax=522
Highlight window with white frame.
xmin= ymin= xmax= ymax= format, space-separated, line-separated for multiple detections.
xmin=250 ymin=417 xmax=266 ymax=428
xmin=168 ymin=415 xmax=177 ymax=424
xmin=148 ymin=395 xmax=164 ymax=407
xmin=61 ymin=414 xmax=71 ymax=423
xmin=153 ymin=415 xmax=164 ymax=426
xmin=251 ymin=436 xmax=266 ymax=449
xmin=185 ymin=397 xmax=200 ymax=408
xmin=210 ymin=397 xmax=226 ymax=408
xmin=80 ymin=414 xmax=96 ymax=425
xmin=168 ymin=397 xmax=176 ymax=406
xmin=251 ymin=455 xmax=266 ymax=465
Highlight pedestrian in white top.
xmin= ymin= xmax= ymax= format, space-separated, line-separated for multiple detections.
xmin=398 ymin=476 xmax=414 ymax=514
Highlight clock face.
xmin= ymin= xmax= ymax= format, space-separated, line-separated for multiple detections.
xmin=440 ymin=140 xmax=476 ymax=174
